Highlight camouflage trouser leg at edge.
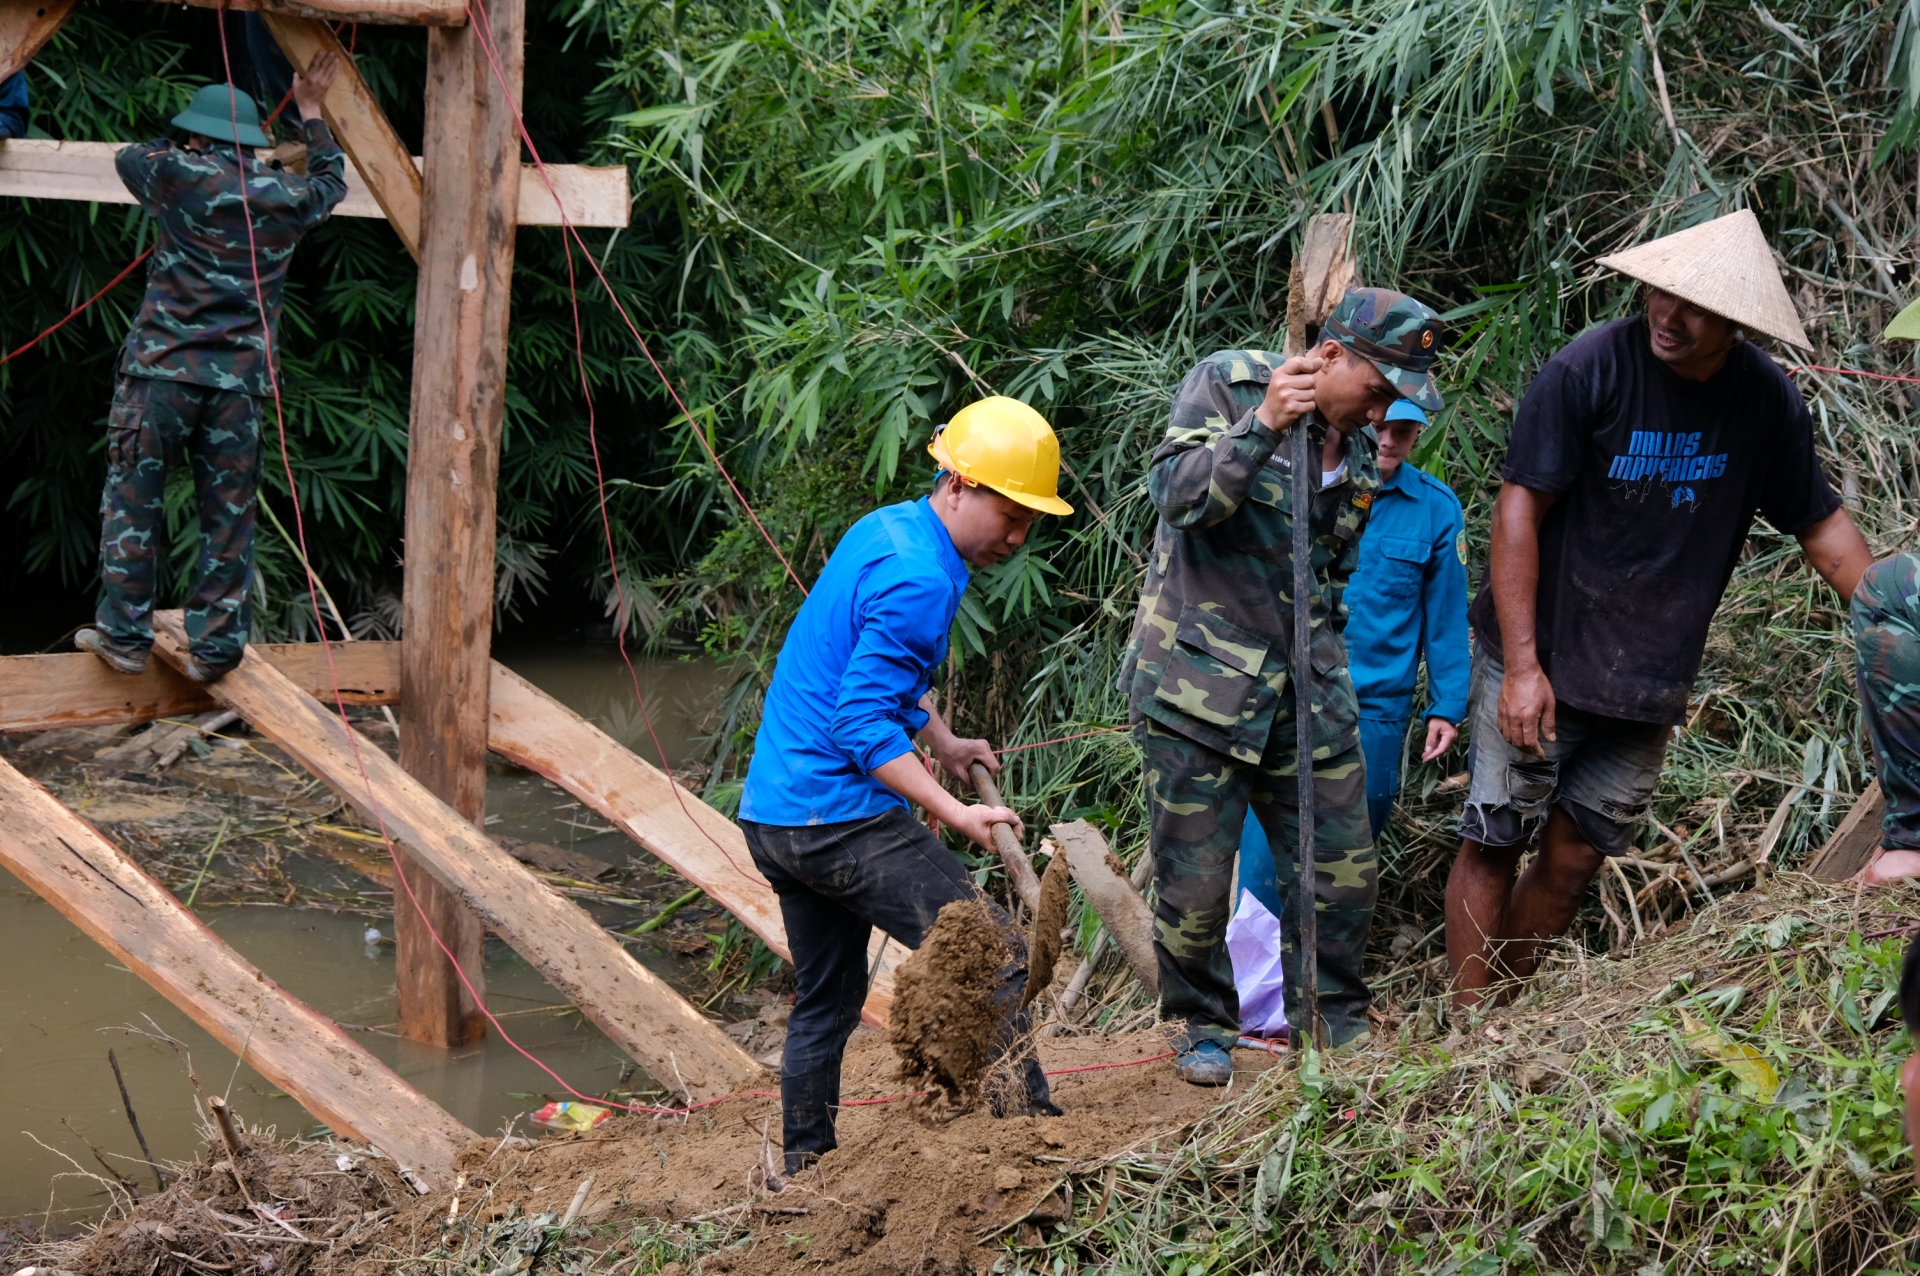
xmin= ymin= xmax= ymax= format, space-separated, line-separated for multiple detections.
xmin=97 ymin=376 xmax=262 ymax=668
xmin=1141 ymin=719 xmax=1379 ymax=1048
xmin=1853 ymin=553 xmax=1920 ymax=849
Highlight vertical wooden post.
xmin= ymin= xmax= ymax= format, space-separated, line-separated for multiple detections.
xmin=396 ymin=0 xmax=524 ymax=1046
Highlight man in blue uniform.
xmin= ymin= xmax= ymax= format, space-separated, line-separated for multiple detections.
xmin=740 ymin=397 xmax=1074 ymax=1175
xmin=1237 ymin=399 xmax=1470 ymax=915
xmin=0 ymin=70 xmax=29 ymax=138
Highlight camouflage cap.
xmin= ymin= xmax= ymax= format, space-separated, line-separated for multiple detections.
xmin=1322 ymin=287 xmax=1447 ymax=412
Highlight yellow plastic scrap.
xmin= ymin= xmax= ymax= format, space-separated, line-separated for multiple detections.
xmin=1679 ymin=1010 xmax=1779 ymax=1097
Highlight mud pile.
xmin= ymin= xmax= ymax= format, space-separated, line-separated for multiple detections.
xmin=888 ymin=898 xmax=1015 ymax=1108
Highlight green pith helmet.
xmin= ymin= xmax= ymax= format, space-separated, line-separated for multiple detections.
xmin=171 ymin=84 xmax=272 ymax=148
xmin=1888 ymin=295 xmax=1920 ymax=341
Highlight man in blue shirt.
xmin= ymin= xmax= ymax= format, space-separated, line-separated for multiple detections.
xmin=1238 ymin=400 xmax=1470 ymax=914
xmin=0 ymin=71 xmax=29 ymax=139
xmin=740 ymin=397 xmax=1073 ymax=1175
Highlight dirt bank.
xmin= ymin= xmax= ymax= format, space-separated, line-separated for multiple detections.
xmin=34 ymin=1030 xmax=1279 ymax=1276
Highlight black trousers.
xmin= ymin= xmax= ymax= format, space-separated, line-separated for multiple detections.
xmin=742 ymin=806 xmax=1052 ymax=1172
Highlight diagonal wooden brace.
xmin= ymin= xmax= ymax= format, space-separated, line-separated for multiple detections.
xmin=0 ymin=0 xmax=80 ymax=82
xmin=261 ymin=13 xmax=424 ymax=258
xmin=149 ymin=612 xmax=767 ymax=1099
xmin=0 ymin=756 xmax=475 ymax=1181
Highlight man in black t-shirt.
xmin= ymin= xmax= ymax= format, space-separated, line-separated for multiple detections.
xmin=1446 ymin=209 xmax=1874 ymax=1010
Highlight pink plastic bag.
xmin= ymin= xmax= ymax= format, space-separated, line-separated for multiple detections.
xmin=1227 ymin=888 xmax=1289 ymax=1037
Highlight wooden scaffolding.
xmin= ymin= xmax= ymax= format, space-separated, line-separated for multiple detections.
xmin=0 ymin=0 xmax=902 ymax=1184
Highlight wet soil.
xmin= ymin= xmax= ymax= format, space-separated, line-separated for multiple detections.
xmin=34 ymin=1031 xmax=1278 ymax=1276
xmin=888 ymin=900 xmax=1012 ymax=1110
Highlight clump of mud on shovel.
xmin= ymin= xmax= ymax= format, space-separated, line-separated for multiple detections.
xmin=889 ymin=897 xmax=1012 ymax=1109
xmin=1023 ymin=850 xmax=1072 ymax=1008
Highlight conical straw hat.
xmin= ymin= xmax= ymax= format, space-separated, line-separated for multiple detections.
xmin=1885 ymin=294 xmax=1920 ymax=341
xmin=1595 ymin=208 xmax=1810 ymax=350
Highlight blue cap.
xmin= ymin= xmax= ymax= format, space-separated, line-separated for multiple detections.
xmin=1384 ymin=399 xmax=1428 ymax=425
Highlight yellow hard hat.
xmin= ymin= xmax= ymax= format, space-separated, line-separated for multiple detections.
xmin=927 ymin=396 xmax=1074 ymax=516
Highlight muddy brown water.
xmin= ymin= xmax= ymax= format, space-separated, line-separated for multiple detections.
xmin=0 ymin=646 xmax=735 ymax=1223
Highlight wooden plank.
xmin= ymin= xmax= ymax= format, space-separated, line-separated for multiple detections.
xmin=136 ymin=0 xmax=467 ymax=27
xmin=0 ymin=0 xmax=81 ymax=82
xmin=1808 ymin=779 xmax=1886 ymax=882
xmin=0 ymin=756 xmax=474 ymax=1181
xmin=486 ymin=662 xmax=904 ymax=1028
xmin=1050 ymin=820 xmax=1159 ymax=997
xmin=0 ymin=644 xmax=399 ymax=732
xmin=260 ymin=14 xmax=422 ymax=259
xmin=0 ymin=140 xmax=626 ymax=228
xmin=391 ymin=0 xmax=527 ymax=1049
xmin=148 ymin=613 xmax=767 ymax=1097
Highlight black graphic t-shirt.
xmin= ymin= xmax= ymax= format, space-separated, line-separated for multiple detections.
xmin=1469 ymin=316 xmax=1840 ymax=724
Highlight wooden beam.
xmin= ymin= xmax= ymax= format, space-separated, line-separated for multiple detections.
xmin=487 ymin=662 xmax=904 ymax=1027
xmin=0 ymin=755 xmax=474 ymax=1182
xmin=140 ymin=0 xmax=467 ymax=27
xmin=261 ymin=14 xmax=422 ymax=259
xmin=1807 ymin=779 xmax=1886 ymax=882
xmin=148 ymin=614 xmax=767 ymax=1097
xmin=0 ymin=140 xmax=627 ymax=228
xmin=390 ymin=0 xmax=526 ymax=1051
xmin=0 ymin=643 xmax=399 ymax=732
xmin=0 ymin=0 xmax=80 ymax=82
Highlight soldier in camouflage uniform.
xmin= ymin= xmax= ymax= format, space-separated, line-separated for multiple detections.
xmin=1850 ymin=553 xmax=1920 ymax=883
xmin=1120 ymin=288 xmax=1447 ymax=1078
xmin=75 ymin=61 xmax=345 ymax=683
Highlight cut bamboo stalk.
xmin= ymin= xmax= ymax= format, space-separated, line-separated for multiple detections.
xmin=1050 ymin=820 xmax=1159 ymax=998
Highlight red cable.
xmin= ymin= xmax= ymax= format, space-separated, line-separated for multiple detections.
xmin=996 ymin=726 xmax=1127 ymax=754
xmin=1790 ymin=364 xmax=1920 ymax=386
xmin=0 ymin=248 xmax=154 ymax=368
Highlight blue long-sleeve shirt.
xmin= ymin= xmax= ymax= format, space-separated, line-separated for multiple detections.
xmin=1342 ymin=461 xmax=1472 ymax=724
xmin=740 ymin=497 xmax=968 ymax=827
xmin=0 ymin=71 xmax=28 ymax=139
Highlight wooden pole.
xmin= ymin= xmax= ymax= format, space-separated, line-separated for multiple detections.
xmin=395 ymin=0 xmax=525 ymax=1047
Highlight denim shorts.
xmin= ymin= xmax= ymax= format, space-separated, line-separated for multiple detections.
xmin=1459 ymin=653 xmax=1671 ymax=855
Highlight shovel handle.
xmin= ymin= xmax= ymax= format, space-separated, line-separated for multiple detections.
xmin=969 ymin=762 xmax=1042 ymax=913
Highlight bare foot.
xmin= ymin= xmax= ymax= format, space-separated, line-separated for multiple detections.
xmin=1858 ymin=847 xmax=1920 ymax=886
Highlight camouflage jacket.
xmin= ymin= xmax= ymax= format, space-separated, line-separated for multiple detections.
xmin=116 ymin=118 xmax=347 ymax=397
xmin=1120 ymin=349 xmax=1382 ymax=764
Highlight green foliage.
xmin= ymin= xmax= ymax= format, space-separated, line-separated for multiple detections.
xmin=0 ymin=2 xmax=719 ymax=641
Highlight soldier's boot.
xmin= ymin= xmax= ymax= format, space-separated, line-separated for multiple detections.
xmin=75 ymin=628 xmax=148 ymax=675
xmin=1172 ymin=1038 xmax=1232 ymax=1085
xmin=181 ymin=653 xmax=233 ymax=685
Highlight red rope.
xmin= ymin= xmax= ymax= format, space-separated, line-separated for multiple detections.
xmin=996 ymin=726 xmax=1127 ymax=754
xmin=1789 ymin=364 xmax=1920 ymax=386
xmin=0 ymin=248 xmax=153 ymax=368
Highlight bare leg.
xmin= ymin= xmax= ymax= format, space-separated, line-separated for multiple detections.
xmin=1499 ymin=806 xmax=1604 ymax=984
xmin=1445 ymin=837 xmax=1523 ymax=1013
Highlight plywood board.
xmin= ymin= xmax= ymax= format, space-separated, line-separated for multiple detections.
xmin=147 ymin=614 xmax=766 ymax=1097
xmin=0 ymin=643 xmax=399 ymax=732
xmin=0 ymin=756 xmax=473 ymax=1181
xmin=486 ymin=662 xmax=903 ymax=1027
xmin=0 ymin=139 xmax=627 ymax=228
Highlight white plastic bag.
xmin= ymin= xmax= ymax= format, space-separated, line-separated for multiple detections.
xmin=1227 ymin=888 xmax=1289 ymax=1037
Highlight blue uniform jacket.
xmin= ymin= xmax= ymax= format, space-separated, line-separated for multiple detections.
xmin=741 ymin=498 xmax=967 ymax=827
xmin=1342 ymin=462 xmax=1471 ymax=724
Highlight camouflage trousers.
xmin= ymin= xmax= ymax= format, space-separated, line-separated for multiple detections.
xmin=1140 ymin=718 xmax=1378 ymax=1048
xmin=95 ymin=376 xmax=262 ymax=670
xmin=1854 ymin=553 xmax=1920 ymax=850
